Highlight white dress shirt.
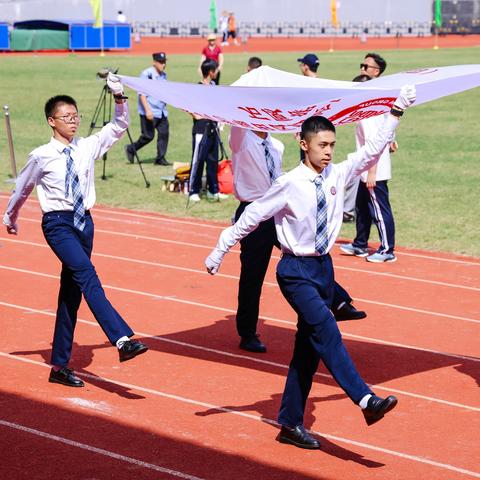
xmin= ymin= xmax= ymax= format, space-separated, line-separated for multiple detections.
xmin=216 ymin=114 xmax=399 ymax=256
xmin=355 ymin=113 xmax=394 ymax=182
xmin=3 ymin=102 xmax=129 ymax=227
xmin=229 ymin=127 xmax=284 ymax=202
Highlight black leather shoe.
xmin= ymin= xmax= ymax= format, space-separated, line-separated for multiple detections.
xmin=119 ymin=340 xmax=149 ymax=362
xmin=335 ymin=303 xmax=367 ymax=321
xmin=124 ymin=145 xmax=134 ymax=163
xmin=278 ymin=425 xmax=320 ymax=449
xmin=362 ymin=395 xmax=398 ymax=426
xmin=49 ymin=367 xmax=84 ymax=387
xmin=154 ymin=159 xmax=172 ymax=166
xmin=239 ymin=335 xmax=267 ymax=353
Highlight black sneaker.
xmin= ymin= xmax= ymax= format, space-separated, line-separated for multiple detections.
xmin=49 ymin=367 xmax=84 ymax=387
xmin=119 ymin=340 xmax=148 ymax=362
xmin=124 ymin=145 xmax=134 ymax=163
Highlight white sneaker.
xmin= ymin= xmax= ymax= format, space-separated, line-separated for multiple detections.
xmin=189 ymin=193 xmax=201 ymax=202
xmin=207 ymin=191 xmax=229 ymax=201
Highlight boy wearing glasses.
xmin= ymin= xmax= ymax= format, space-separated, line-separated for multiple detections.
xmin=3 ymin=74 xmax=148 ymax=388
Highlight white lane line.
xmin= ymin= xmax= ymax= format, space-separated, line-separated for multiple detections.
xmin=7 ymin=219 xmax=480 ymax=292
xmin=1 ymin=199 xmax=479 ymax=267
xmin=2 ymin=236 xmax=479 ymax=325
xmin=1 ymin=265 xmax=479 ymax=365
xmin=1 ymin=300 xmax=479 ymax=412
xmin=1 ymin=352 xmax=479 ymax=479
xmin=0 ymin=419 xmax=205 ymax=480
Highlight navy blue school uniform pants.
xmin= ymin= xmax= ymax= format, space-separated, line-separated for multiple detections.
xmin=353 ymin=180 xmax=395 ymax=255
xmin=42 ymin=211 xmax=133 ymax=367
xmin=189 ymin=132 xmax=219 ymax=195
xmin=234 ymin=202 xmax=353 ymax=340
xmin=276 ymin=253 xmax=372 ymax=428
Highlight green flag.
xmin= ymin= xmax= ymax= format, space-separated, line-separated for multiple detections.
xmin=209 ymin=0 xmax=217 ymax=32
xmin=435 ymin=0 xmax=442 ymax=27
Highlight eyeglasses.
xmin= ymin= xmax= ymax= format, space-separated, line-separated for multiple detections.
xmin=360 ymin=63 xmax=380 ymax=71
xmin=52 ymin=114 xmax=82 ymax=124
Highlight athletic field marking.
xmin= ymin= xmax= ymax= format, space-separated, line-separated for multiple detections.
xmin=1 ymin=353 xmax=479 ymax=479
xmin=2 ymin=237 xmax=480 ymax=326
xmin=1 ymin=300 xmax=478 ymax=412
xmin=1 ymin=197 xmax=479 ymax=267
xmin=5 ymin=220 xmax=480 ymax=292
xmin=0 ymin=265 xmax=478 ymax=365
xmin=0 ymin=419 xmax=205 ymax=480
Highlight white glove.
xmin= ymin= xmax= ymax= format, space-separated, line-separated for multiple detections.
xmin=393 ymin=84 xmax=416 ymax=111
xmin=107 ymin=72 xmax=124 ymax=96
xmin=3 ymin=213 xmax=18 ymax=235
xmin=205 ymin=248 xmax=226 ymax=275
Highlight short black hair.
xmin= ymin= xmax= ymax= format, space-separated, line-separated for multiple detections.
xmin=352 ymin=74 xmax=371 ymax=82
xmin=248 ymin=56 xmax=262 ymax=70
xmin=365 ymin=52 xmax=387 ymax=75
xmin=300 ymin=116 xmax=336 ymax=141
xmin=201 ymin=59 xmax=217 ymax=78
xmin=44 ymin=95 xmax=77 ymax=119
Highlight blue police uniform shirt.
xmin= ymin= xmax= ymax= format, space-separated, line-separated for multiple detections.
xmin=137 ymin=66 xmax=168 ymax=118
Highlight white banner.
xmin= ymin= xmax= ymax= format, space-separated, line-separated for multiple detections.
xmin=120 ymin=65 xmax=480 ymax=133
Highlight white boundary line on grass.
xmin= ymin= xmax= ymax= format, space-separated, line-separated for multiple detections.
xmin=1 ymin=300 xmax=478 ymax=412
xmin=0 ymin=419 xmax=205 ymax=480
xmin=2 ymin=236 xmax=480 ymax=326
xmin=1 ymin=352 xmax=479 ymax=479
xmin=1 ymin=194 xmax=479 ymax=267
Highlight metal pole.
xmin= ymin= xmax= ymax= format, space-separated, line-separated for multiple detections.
xmin=3 ymin=105 xmax=17 ymax=180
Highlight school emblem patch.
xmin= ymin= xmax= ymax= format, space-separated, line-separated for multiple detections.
xmin=330 ymin=186 xmax=337 ymax=195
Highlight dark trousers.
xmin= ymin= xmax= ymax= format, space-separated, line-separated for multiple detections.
xmin=189 ymin=132 xmax=219 ymax=195
xmin=353 ymin=180 xmax=395 ymax=254
xmin=128 ymin=114 xmax=169 ymax=164
xmin=276 ymin=254 xmax=372 ymax=427
xmin=234 ymin=202 xmax=352 ymax=340
xmin=42 ymin=211 xmax=133 ymax=367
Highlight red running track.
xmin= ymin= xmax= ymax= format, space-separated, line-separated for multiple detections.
xmin=0 ymin=194 xmax=479 ymax=479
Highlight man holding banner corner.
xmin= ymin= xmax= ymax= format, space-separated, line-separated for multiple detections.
xmin=3 ymin=73 xmax=148 ymax=388
xmin=206 ymin=84 xmax=416 ymax=449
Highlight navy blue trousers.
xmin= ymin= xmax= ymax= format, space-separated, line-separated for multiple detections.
xmin=353 ymin=180 xmax=395 ymax=255
xmin=234 ymin=202 xmax=353 ymax=339
xmin=276 ymin=254 xmax=372 ymax=428
xmin=42 ymin=211 xmax=133 ymax=367
xmin=189 ymin=132 xmax=219 ymax=195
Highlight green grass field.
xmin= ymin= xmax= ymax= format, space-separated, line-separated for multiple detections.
xmin=1 ymin=47 xmax=479 ymax=256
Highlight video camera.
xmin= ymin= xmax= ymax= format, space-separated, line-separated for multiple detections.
xmin=96 ymin=67 xmax=119 ymax=80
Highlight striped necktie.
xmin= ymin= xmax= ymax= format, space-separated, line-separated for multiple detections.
xmin=314 ymin=175 xmax=328 ymax=254
xmin=64 ymin=147 xmax=86 ymax=231
xmin=262 ymin=140 xmax=277 ymax=183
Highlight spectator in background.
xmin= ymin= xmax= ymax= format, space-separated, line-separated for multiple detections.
xmin=219 ymin=10 xmax=229 ymax=46
xmin=227 ymin=12 xmax=239 ymax=46
xmin=189 ymin=60 xmax=228 ymax=203
xmin=297 ymin=53 xmax=320 ymax=78
xmin=199 ymin=33 xmax=224 ymax=84
xmin=247 ymin=56 xmax=262 ymax=71
xmin=340 ymin=73 xmax=399 ymax=263
xmin=343 ymin=52 xmax=388 ymax=222
xmin=125 ymin=52 xmax=171 ymax=166
xmin=116 ymin=10 xmax=127 ymax=23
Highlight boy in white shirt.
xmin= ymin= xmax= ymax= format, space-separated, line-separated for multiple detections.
xmin=3 ymin=74 xmax=148 ymax=388
xmin=205 ymin=85 xmax=416 ymax=449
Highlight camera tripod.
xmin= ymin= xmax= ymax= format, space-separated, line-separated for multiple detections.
xmin=88 ymin=83 xmax=150 ymax=188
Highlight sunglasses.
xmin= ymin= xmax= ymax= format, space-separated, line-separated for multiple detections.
xmin=360 ymin=63 xmax=380 ymax=71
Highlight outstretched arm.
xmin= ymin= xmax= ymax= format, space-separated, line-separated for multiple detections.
xmin=205 ymin=179 xmax=287 ymax=274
